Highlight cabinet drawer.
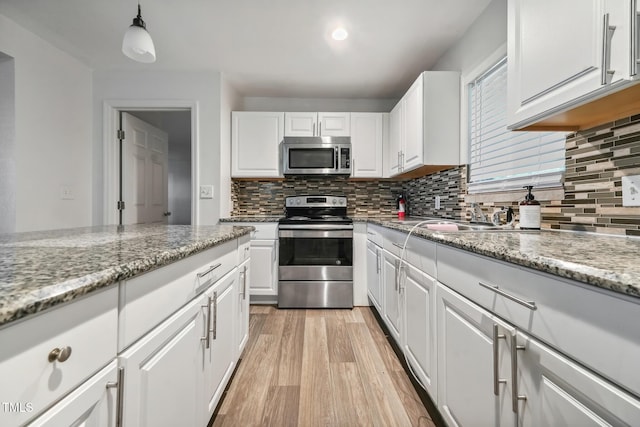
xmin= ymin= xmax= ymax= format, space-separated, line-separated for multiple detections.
xmin=238 ymin=234 xmax=251 ymax=263
xmin=366 ymin=224 xmax=384 ymax=247
xmin=234 ymin=223 xmax=278 ymax=240
xmin=0 ymin=286 xmax=118 ymax=426
xmin=437 ymin=244 xmax=640 ymax=397
xmin=378 ymin=226 xmax=436 ymax=277
xmin=119 ymin=240 xmax=237 ymax=351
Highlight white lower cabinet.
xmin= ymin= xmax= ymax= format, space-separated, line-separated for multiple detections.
xmin=203 ymin=270 xmax=237 ymax=420
xmin=232 ymin=223 xmax=278 ymax=299
xmin=402 ymin=263 xmax=437 ymax=401
xmin=28 ymin=361 xmax=118 ymax=427
xmin=437 ymin=283 xmax=516 ymax=427
xmin=382 ymin=249 xmax=401 ymax=342
xmin=119 ymin=293 xmax=204 ymax=427
xmin=236 ymin=258 xmax=250 ymax=357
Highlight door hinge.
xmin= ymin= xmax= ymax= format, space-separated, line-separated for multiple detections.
xmin=117 ymin=201 xmax=125 ymax=210
xmin=117 ymin=129 xmax=125 ymax=140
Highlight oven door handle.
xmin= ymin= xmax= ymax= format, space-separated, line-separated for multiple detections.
xmin=279 ymin=229 xmax=353 ymax=239
xmin=278 ymin=224 xmax=353 ymax=230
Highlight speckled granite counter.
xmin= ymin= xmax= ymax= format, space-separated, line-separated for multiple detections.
xmin=220 ymin=216 xmax=281 ymax=223
xmin=367 ymin=218 xmax=640 ymax=300
xmin=0 ymin=224 xmax=253 ymax=327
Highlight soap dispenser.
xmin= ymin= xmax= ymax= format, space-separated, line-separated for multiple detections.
xmin=519 ymin=186 xmax=541 ymax=230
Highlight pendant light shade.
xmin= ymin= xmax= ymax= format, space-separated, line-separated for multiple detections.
xmin=122 ymin=4 xmax=156 ymax=63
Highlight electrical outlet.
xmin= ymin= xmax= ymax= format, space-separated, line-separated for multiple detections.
xmin=60 ymin=186 xmax=74 ymax=200
xmin=199 ymin=185 xmax=214 ymax=199
xmin=435 ymin=195 xmax=441 ymax=210
xmin=622 ymin=175 xmax=640 ymax=206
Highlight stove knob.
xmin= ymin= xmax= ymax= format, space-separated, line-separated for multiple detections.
xmin=332 ymin=198 xmax=337 ymax=205
xmin=339 ymin=199 xmax=345 ymax=205
xmin=296 ymin=199 xmax=301 ymax=205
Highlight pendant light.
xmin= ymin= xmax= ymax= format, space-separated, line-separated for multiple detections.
xmin=122 ymin=2 xmax=156 ymax=63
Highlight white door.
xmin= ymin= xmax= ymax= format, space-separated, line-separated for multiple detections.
xmin=204 ymin=270 xmax=237 ymax=420
xmin=318 ymin=112 xmax=351 ymax=136
xmin=119 ymin=295 xmax=203 ymax=427
xmin=403 ymin=264 xmax=437 ymax=400
xmin=28 ymin=361 xmax=117 ymax=427
xmin=437 ymin=283 xmax=516 ymax=427
xmin=403 ymin=74 xmax=424 ymax=172
xmin=351 ymin=113 xmax=383 ymax=177
xmin=284 ymin=112 xmax=318 ymax=136
xmin=516 ymin=331 xmax=640 ymax=427
xmin=122 ymin=112 xmax=169 ymax=224
xmin=382 ymin=250 xmax=401 ymax=343
xmin=236 ymin=260 xmax=250 ymax=356
xmin=366 ymin=240 xmax=382 ymax=310
xmin=231 ymin=111 xmax=283 ymax=178
xmin=248 ymin=239 xmax=278 ymax=295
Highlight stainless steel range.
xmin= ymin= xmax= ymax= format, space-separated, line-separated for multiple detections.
xmin=278 ymin=195 xmax=353 ymax=309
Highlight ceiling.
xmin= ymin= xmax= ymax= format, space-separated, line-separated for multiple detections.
xmin=0 ymin=0 xmax=492 ymax=99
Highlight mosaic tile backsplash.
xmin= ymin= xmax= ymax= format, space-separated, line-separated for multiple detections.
xmin=232 ymin=114 xmax=640 ymax=235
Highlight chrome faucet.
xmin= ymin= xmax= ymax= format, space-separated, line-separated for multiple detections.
xmin=469 ymin=203 xmax=488 ymax=223
xmin=492 ymin=206 xmax=515 ymax=227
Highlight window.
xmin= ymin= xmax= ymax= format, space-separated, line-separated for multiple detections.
xmin=467 ymin=57 xmax=566 ymax=194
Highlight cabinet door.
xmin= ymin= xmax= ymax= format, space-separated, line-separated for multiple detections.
xmin=402 ymin=74 xmax=424 ymax=172
xmin=402 ymin=264 xmax=437 ymax=400
xmin=351 ymin=113 xmax=384 ymax=177
xmin=366 ymin=240 xmax=382 ymax=310
xmin=284 ymin=112 xmax=317 ymax=136
xmin=382 ymin=250 xmax=401 ymax=343
xmin=248 ymin=239 xmax=278 ymax=295
xmin=318 ymin=112 xmax=350 ymax=136
xmin=516 ymin=331 xmax=640 ymax=427
xmin=204 ymin=270 xmax=237 ymax=419
xmin=28 ymin=361 xmax=117 ymax=427
xmin=119 ymin=295 xmax=203 ymax=427
xmin=437 ymin=283 xmax=516 ymax=427
xmin=507 ymin=0 xmax=615 ymax=128
xmin=388 ymin=102 xmax=403 ymax=176
xmin=231 ymin=112 xmax=284 ymax=178
xmin=236 ymin=260 xmax=250 ymax=357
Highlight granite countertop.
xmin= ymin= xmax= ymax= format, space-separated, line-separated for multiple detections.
xmin=0 ymin=224 xmax=253 ymax=328
xmin=368 ymin=218 xmax=640 ymax=300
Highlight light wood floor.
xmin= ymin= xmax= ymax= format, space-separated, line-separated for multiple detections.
xmin=212 ymin=305 xmax=437 ymax=427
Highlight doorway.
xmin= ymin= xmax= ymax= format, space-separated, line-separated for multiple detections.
xmin=103 ymin=101 xmax=198 ymax=226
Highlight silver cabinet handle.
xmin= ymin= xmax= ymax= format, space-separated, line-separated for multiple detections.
xmin=197 ymin=263 xmax=222 ymax=278
xmin=478 ymin=282 xmax=537 ymax=311
xmin=242 ymin=266 xmax=247 ymax=300
xmin=392 ymin=242 xmax=405 ymax=249
xmin=601 ymin=13 xmax=617 ymax=85
xmin=313 ymin=122 xmax=316 ymax=136
xmin=492 ymin=324 xmax=507 ymax=396
xmin=212 ymin=291 xmax=218 ymax=340
xmin=201 ymin=296 xmax=212 ymax=349
xmin=394 ymin=259 xmax=399 ymax=291
xmin=106 ymin=367 xmax=125 ymax=427
xmin=367 ymin=231 xmax=376 ymax=235
xmin=510 ymin=334 xmax=527 ymax=413
xmin=375 ymin=249 xmax=380 ymax=273
xmin=319 ymin=121 xmax=322 ymax=136
xmin=48 ymin=346 xmax=72 ymax=363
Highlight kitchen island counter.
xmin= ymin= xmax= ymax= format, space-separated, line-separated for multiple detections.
xmin=0 ymin=224 xmax=253 ymax=327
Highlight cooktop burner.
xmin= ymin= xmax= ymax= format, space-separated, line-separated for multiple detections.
xmin=280 ymin=195 xmax=351 ymax=225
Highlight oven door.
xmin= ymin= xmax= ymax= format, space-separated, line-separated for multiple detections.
xmin=278 ymin=226 xmax=353 ymax=281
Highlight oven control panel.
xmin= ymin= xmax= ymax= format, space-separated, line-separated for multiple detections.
xmin=285 ymin=196 xmax=347 ymax=208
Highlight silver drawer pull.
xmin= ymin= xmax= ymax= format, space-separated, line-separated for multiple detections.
xmin=197 ymin=263 xmax=222 ymax=278
xmin=106 ymin=367 xmax=125 ymax=427
xmin=492 ymin=324 xmax=507 ymax=396
xmin=478 ymin=282 xmax=537 ymax=311
xmin=48 ymin=346 xmax=72 ymax=363
xmin=392 ymin=242 xmax=406 ymax=250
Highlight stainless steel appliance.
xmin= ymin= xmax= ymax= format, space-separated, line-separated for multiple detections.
xmin=281 ymin=136 xmax=351 ymax=176
xmin=278 ymin=195 xmax=353 ymax=308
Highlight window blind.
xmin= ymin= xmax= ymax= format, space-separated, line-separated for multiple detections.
xmin=468 ymin=57 xmax=566 ymax=194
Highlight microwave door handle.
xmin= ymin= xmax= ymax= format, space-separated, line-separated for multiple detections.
xmin=335 ymin=146 xmax=339 ymax=170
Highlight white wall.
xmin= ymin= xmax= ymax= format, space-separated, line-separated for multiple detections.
xmin=432 ymin=0 xmax=507 ymax=73
xmin=242 ymin=97 xmax=397 ymax=112
xmin=92 ymin=70 xmax=222 ymax=225
xmin=220 ymin=74 xmax=242 ymax=218
xmin=0 ymin=14 xmax=93 ymax=232
xmin=0 ymin=53 xmax=15 ymax=233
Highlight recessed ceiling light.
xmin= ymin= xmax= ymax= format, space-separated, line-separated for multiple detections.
xmin=331 ymin=27 xmax=348 ymax=41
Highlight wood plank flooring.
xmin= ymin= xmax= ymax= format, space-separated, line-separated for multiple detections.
xmin=212 ymin=306 xmax=436 ymax=427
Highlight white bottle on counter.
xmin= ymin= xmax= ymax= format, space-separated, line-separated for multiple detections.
xmin=519 ymin=186 xmax=541 ymax=230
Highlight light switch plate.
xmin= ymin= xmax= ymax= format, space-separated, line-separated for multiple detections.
xmin=434 ymin=195 xmax=441 ymax=210
xmin=199 ymin=185 xmax=214 ymax=199
xmin=60 ymin=185 xmax=74 ymax=200
xmin=621 ymin=175 xmax=640 ymax=206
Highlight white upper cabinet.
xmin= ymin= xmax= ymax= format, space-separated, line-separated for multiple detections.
xmin=388 ymin=71 xmax=460 ymax=177
xmin=350 ymin=112 xmax=386 ymax=178
xmin=284 ymin=112 xmax=350 ymax=136
xmin=507 ymin=0 xmax=640 ymax=130
xmin=232 ymin=111 xmax=284 ymax=178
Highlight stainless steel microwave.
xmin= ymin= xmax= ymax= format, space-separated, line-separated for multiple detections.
xmin=281 ymin=136 xmax=351 ymax=176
